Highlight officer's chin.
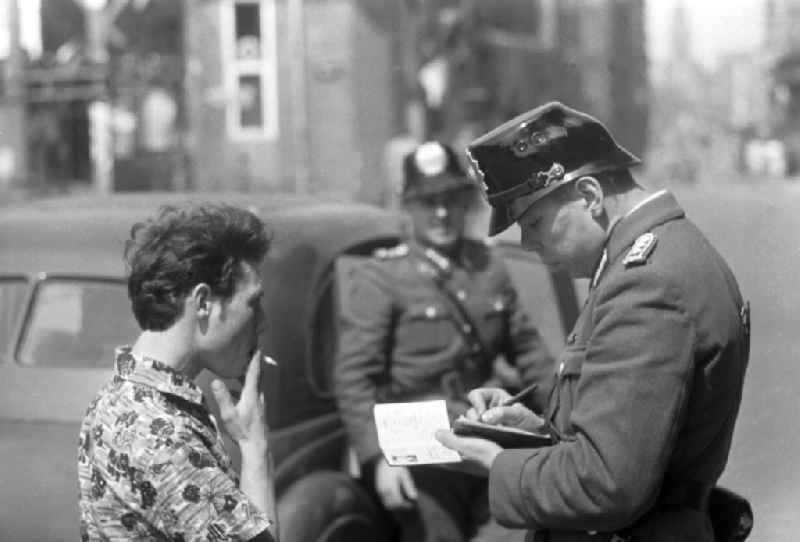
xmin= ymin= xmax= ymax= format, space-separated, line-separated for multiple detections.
xmin=538 ymin=255 xmax=565 ymax=272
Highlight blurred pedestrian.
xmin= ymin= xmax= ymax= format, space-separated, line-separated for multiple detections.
xmin=334 ymin=141 xmax=554 ymax=542
xmin=436 ymin=102 xmax=751 ymax=541
xmin=77 ymin=203 xmax=277 ymax=541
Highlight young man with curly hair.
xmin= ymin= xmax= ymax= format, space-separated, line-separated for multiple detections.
xmin=77 ymin=203 xmax=277 ymax=541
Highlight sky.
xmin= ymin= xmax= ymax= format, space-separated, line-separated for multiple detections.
xmin=646 ymin=0 xmax=765 ymax=69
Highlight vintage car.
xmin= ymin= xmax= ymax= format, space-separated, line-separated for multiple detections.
xmin=0 ymin=192 xmax=579 ymax=542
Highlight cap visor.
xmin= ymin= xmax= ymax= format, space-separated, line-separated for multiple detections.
xmin=488 ymin=205 xmax=515 ymax=236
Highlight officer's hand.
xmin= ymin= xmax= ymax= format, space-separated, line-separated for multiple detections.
xmin=464 ymin=387 xmax=512 ymax=421
xmin=434 ymin=430 xmax=502 ymax=476
xmin=374 ymin=460 xmax=418 ymax=511
xmin=211 ymin=350 xmax=269 ymax=452
xmin=480 ymin=403 xmax=546 ymax=433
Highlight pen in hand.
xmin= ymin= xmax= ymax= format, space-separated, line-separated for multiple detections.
xmin=474 ymin=382 xmax=544 ymax=433
xmin=499 ymin=383 xmax=538 ymax=407
xmin=499 ymin=383 xmax=563 ymax=441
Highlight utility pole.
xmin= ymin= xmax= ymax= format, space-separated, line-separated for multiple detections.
xmin=0 ymin=0 xmax=26 ymax=193
xmin=82 ymin=0 xmax=114 ymax=193
xmin=287 ymin=0 xmax=310 ymax=194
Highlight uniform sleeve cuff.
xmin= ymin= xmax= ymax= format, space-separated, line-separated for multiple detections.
xmin=488 ymin=448 xmax=544 ymax=528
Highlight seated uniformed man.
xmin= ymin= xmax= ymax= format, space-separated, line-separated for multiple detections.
xmin=333 ymin=141 xmax=554 ymax=542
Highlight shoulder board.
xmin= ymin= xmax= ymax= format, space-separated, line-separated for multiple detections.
xmin=373 ymin=243 xmax=409 ymax=259
xmin=623 ymin=232 xmax=657 ymax=267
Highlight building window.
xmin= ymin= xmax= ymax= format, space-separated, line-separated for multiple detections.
xmin=222 ymin=0 xmax=278 ymax=140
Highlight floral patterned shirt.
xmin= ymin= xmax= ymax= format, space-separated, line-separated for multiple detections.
xmin=77 ymin=347 xmax=273 ymax=541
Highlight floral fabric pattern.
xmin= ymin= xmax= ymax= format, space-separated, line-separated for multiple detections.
xmin=77 ymin=346 xmax=272 ymax=541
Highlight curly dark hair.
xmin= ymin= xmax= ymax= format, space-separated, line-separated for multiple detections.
xmin=125 ymin=203 xmax=271 ymax=331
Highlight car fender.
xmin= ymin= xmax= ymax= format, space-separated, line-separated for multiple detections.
xmin=277 ymin=470 xmax=391 ymax=542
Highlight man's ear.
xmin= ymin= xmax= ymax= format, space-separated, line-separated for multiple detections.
xmin=190 ymin=283 xmax=212 ymax=319
xmin=574 ymin=176 xmax=604 ymax=219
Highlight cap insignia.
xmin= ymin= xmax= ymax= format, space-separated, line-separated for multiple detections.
xmin=623 ymin=233 xmax=657 ymax=266
xmin=512 ymin=125 xmax=567 ymax=157
xmin=527 ymin=162 xmax=565 ymax=192
xmin=414 ymin=142 xmax=448 ymax=177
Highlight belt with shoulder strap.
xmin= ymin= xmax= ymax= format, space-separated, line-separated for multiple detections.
xmin=658 ymin=479 xmax=712 ymax=512
xmin=606 ymin=480 xmax=712 ymax=541
xmin=532 ymin=480 xmax=713 ymax=542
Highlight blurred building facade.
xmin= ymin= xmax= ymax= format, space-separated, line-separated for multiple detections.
xmin=764 ymin=0 xmax=800 ymax=174
xmin=646 ymin=1 xmax=790 ymax=183
xmin=1 ymin=0 xmax=186 ymax=195
xmin=1 ymin=0 xmax=648 ymax=202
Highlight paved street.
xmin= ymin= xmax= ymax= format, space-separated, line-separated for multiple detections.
xmin=671 ymin=178 xmax=800 ymax=541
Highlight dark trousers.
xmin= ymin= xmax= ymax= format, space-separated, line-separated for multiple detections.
xmin=529 ymin=506 xmax=714 ymax=542
xmin=387 ymin=465 xmax=490 ymax=542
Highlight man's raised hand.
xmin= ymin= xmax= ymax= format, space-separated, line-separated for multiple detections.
xmin=211 ymin=350 xmax=269 ymax=451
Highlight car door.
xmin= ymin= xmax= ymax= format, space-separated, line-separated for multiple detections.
xmin=494 ymin=241 xmax=581 ymax=358
xmin=0 ymin=275 xmax=139 ymax=542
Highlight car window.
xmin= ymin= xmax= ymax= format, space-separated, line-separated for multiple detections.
xmin=17 ymin=279 xmax=140 ymax=369
xmin=0 ymin=277 xmax=28 ymax=355
xmin=307 ymin=239 xmax=402 ymax=400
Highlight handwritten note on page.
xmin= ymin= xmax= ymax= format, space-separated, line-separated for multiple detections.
xmin=373 ymin=400 xmax=462 ymax=466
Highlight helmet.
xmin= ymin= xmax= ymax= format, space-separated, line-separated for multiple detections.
xmin=402 ymin=141 xmax=474 ymax=200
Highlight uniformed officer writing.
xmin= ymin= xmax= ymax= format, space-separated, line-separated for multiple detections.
xmin=333 ymin=141 xmax=553 ymax=542
xmin=435 ymin=103 xmax=751 ymax=542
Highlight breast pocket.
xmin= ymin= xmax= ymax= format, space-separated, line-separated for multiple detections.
xmin=396 ymin=302 xmax=457 ymax=355
xmin=551 ymin=345 xmax=586 ymax=435
xmin=482 ymin=295 xmax=511 ymax=346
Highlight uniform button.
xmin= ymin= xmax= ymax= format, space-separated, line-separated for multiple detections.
xmin=456 ymin=289 xmax=467 ymax=301
xmin=493 ymin=299 xmax=504 ymax=311
xmin=462 ymin=323 xmax=472 ymax=333
xmin=425 ymin=306 xmax=437 ymax=318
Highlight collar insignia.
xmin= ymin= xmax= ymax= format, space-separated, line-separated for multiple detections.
xmin=623 ymin=232 xmax=657 ymax=266
xmin=424 ymin=247 xmax=451 ymax=273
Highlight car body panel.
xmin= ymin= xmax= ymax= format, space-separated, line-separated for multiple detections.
xmin=0 ymin=192 xmax=578 ymax=541
xmin=0 ymin=193 xmax=406 ymax=541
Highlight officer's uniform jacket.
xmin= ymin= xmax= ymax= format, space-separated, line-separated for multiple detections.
xmin=488 ymin=192 xmax=750 ymax=541
xmin=334 ymin=238 xmax=553 ymax=465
